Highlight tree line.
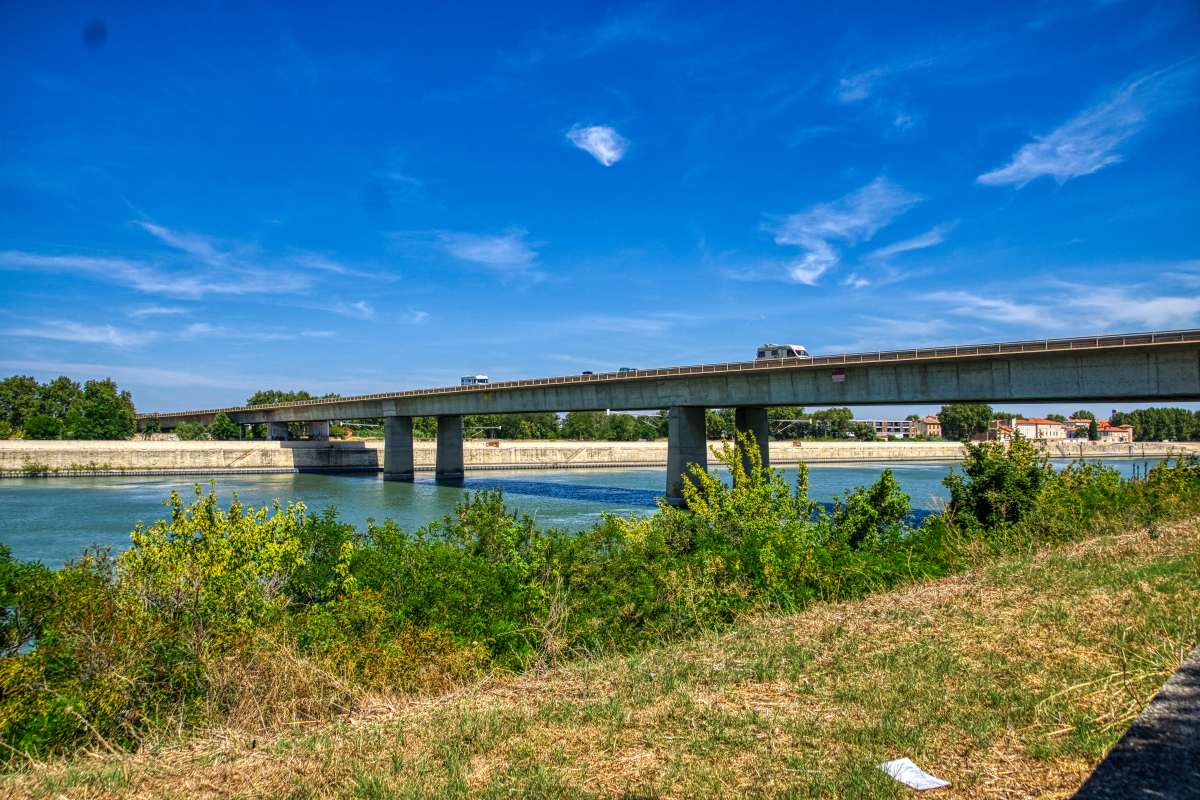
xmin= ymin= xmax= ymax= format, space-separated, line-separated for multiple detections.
xmin=0 ymin=375 xmax=136 ymax=440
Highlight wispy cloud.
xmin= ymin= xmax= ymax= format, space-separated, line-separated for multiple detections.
xmin=927 ymin=287 xmax=1200 ymax=330
xmin=441 ymin=230 xmax=540 ymax=273
xmin=770 ymin=177 xmax=922 ymax=284
xmin=869 ymin=222 xmax=958 ymax=259
xmin=0 ymin=223 xmax=376 ymax=300
xmin=9 ymin=321 xmax=154 ymax=347
xmin=329 ymin=300 xmax=375 ymax=319
xmin=835 ymin=57 xmax=936 ymax=104
xmin=977 ymin=65 xmax=1193 ymax=188
xmin=567 ymin=125 xmax=629 ymax=166
xmin=128 ymin=305 xmax=186 ymax=319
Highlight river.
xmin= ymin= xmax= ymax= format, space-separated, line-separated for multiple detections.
xmin=0 ymin=458 xmax=1162 ymax=566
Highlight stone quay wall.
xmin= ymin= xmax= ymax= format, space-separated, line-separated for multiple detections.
xmin=3 ymin=439 xmax=1197 ymax=476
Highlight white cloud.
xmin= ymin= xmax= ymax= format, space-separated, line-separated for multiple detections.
xmin=566 ymin=125 xmax=629 ymax=166
xmin=976 ymin=68 xmax=1189 ymax=188
xmin=9 ymin=321 xmax=154 ymax=347
xmin=178 ymin=323 xmax=218 ymax=340
xmin=329 ymin=300 xmax=375 ymax=319
xmin=869 ymin=222 xmax=958 ymax=259
xmin=129 ymin=305 xmax=186 ymax=319
xmin=836 ymin=68 xmax=889 ymax=103
xmin=771 ymin=177 xmax=922 ymax=284
xmin=926 ymin=287 xmax=1200 ymax=330
xmin=441 ymin=230 xmax=539 ymax=272
xmin=839 ymin=273 xmax=870 ymax=288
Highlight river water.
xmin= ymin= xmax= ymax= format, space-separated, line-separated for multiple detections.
xmin=0 ymin=458 xmax=1161 ymax=566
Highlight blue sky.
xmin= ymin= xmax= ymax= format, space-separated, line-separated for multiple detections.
xmin=2 ymin=1 xmax=1198 ymax=418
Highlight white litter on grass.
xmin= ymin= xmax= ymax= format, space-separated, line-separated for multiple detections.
xmin=877 ymin=758 xmax=950 ymax=791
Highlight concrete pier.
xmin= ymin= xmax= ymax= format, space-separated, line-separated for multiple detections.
xmin=436 ymin=415 xmax=464 ymax=481
xmin=666 ymin=406 xmax=708 ymax=506
xmin=267 ymin=421 xmax=289 ymax=441
xmin=383 ymin=415 xmax=414 ymax=481
xmin=309 ymin=421 xmax=330 ymax=441
xmin=735 ymin=407 xmax=770 ymax=479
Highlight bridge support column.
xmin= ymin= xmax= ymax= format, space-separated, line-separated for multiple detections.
xmin=734 ymin=407 xmax=770 ymax=481
xmin=267 ymin=421 xmax=289 ymax=441
xmin=666 ymin=406 xmax=708 ymax=507
xmin=436 ymin=415 xmax=464 ymax=481
xmin=309 ymin=421 xmax=330 ymax=441
xmin=384 ymin=415 xmax=414 ymax=481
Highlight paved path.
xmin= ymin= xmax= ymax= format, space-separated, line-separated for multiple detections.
xmin=1073 ymin=645 xmax=1199 ymax=799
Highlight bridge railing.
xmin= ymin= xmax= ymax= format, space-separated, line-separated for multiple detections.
xmin=140 ymin=328 xmax=1200 ymax=419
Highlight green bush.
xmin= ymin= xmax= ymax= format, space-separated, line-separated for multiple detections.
xmin=6 ymin=435 xmax=1200 ymax=758
xmin=174 ymin=421 xmax=208 ymax=441
xmin=207 ymin=413 xmax=241 ymax=441
xmin=21 ymin=416 xmax=61 ymax=440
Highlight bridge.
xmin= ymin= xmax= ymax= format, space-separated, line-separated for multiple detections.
xmin=140 ymin=329 xmax=1200 ymax=504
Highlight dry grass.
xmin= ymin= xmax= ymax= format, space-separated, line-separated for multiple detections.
xmin=4 ymin=519 xmax=1199 ymax=799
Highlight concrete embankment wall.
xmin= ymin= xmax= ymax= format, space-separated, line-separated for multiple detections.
xmin=3 ymin=439 xmax=1196 ymax=477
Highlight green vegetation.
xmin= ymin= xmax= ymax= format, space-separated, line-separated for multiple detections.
xmin=208 ymin=412 xmax=241 ymax=441
xmin=173 ymin=421 xmax=209 ymax=441
xmin=938 ymin=402 xmax=993 ymax=440
xmin=141 ymin=415 xmax=161 ymax=434
xmin=1111 ymin=406 xmax=1200 ymax=441
xmin=0 ymin=375 xmax=135 ymax=440
xmin=3 ymin=431 xmax=1200 ymax=766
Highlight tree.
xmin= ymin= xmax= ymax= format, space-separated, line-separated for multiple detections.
xmin=70 ymin=379 xmax=136 ymax=440
xmin=1046 ymin=413 xmax=1067 ymax=423
xmin=706 ymin=409 xmax=734 ymax=440
xmin=848 ymin=421 xmax=878 ymax=441
xmin=0 ymin=375 xmax=40 ymax=430
xmin=208 ymin=412 xmax=241 ymax=441
xmin=1110 ymin=407 xmax=1200 ymax=441
xmin=1070 ymin=410 xmax=1095 ymax=420
xmin=905 ymin=413 xmax=920 ymax=421
xmin=143 ymin=415 xmax=162 ymax=433
xmin=23 ymin=415 xmax=62 ymax=440
xmin=812 ymin=407 xmax=854 ymax=438
xmin=1088 ymin=418 xmax=1099 ymax=441
xmin=939 ymin=403 xmax=993 ymax=441
xmin=175 ymin=421 xmax=209 ymax=441
xmin=37 ymin=376 xmax=82 ymax=420
xmin=559 ymin=411 xmax=603 ymax=440
xmin=992 ymin=411 xmax=1026 ymax=420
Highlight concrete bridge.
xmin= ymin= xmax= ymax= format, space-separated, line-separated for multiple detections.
xmin=139 ymin=329 xmax=1200 ymax=504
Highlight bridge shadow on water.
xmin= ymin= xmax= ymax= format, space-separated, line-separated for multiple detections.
xmin=410 ymin=476 xmax=935 ymax=525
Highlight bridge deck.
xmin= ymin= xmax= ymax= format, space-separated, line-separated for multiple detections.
xmin=139 ymin=329 xmax=1200 ymax=421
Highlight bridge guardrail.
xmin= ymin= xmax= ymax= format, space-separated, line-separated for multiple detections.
xmin=140 ymin=328 xmax=1200 ymax=419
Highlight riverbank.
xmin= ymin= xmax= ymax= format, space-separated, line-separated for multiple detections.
xmin=4 ymin=516 xmax=1195 ymax=798
xmin=2 ymin=438 xmax=1194 ymax=476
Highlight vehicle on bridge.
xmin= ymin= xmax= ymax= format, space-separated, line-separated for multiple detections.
xmin=461 ymin=375 xmax=489 ymax=385
xmin=757 ymin=343 xmax=810 ymax=359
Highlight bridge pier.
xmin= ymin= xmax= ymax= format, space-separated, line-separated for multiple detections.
xmin=309 ymin=421 xmax=330 ymax=441
xmin=734 ymin=407 xmax=770 ymax=480
xmin=267 ymin=421 xmax=289 ymax=441
xmin=666 ymin=406 xmax=708 ymax=506
xmin=383 ymin=415 xmax=414 ymax=481
xmin=436 ymin=415 xmax=464 ymax=481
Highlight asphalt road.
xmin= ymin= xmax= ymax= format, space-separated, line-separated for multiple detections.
xmin=1073 ymin=645 xmax=1199 ymax=799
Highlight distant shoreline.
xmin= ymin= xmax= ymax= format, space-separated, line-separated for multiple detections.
xmin=2 ymin=439 xmax=1194 ymax=478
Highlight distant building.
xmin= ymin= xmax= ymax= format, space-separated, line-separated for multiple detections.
xmin=1096 ymin=421 xmax=1135 ymax=442
xmin=914 ymin=415 xmax=941 ymax=437
xmin=992 ymin=418 xmax=1066 ymax=444
xmin=1061 ymin=419 xmax=1092 ymax=437
xmin=854 ymin=419 xmax=915 ymax=438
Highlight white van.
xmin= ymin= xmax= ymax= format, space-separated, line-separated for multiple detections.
xmin=756 ymin=343 xmax=810 ymax=359
xmin=461 ymin=375 xmax=490 ymax=385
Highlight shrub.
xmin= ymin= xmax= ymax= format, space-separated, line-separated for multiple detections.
xmin=207 ymin=413 xmax=241 ymax=441
xmin=21 ymin=416 xmax=61 ymax=440
xmin=174 ymin=421 xmax=208 ymax=441
xmin=142 ymin=415 xmax=161 ymax=434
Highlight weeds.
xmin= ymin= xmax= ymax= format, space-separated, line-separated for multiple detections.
xmin=2 ymin=431 xmax=1200 ymax=778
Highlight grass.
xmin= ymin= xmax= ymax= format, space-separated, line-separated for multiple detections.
xmin=4 ymin=518 xmax=1198 ymax=799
